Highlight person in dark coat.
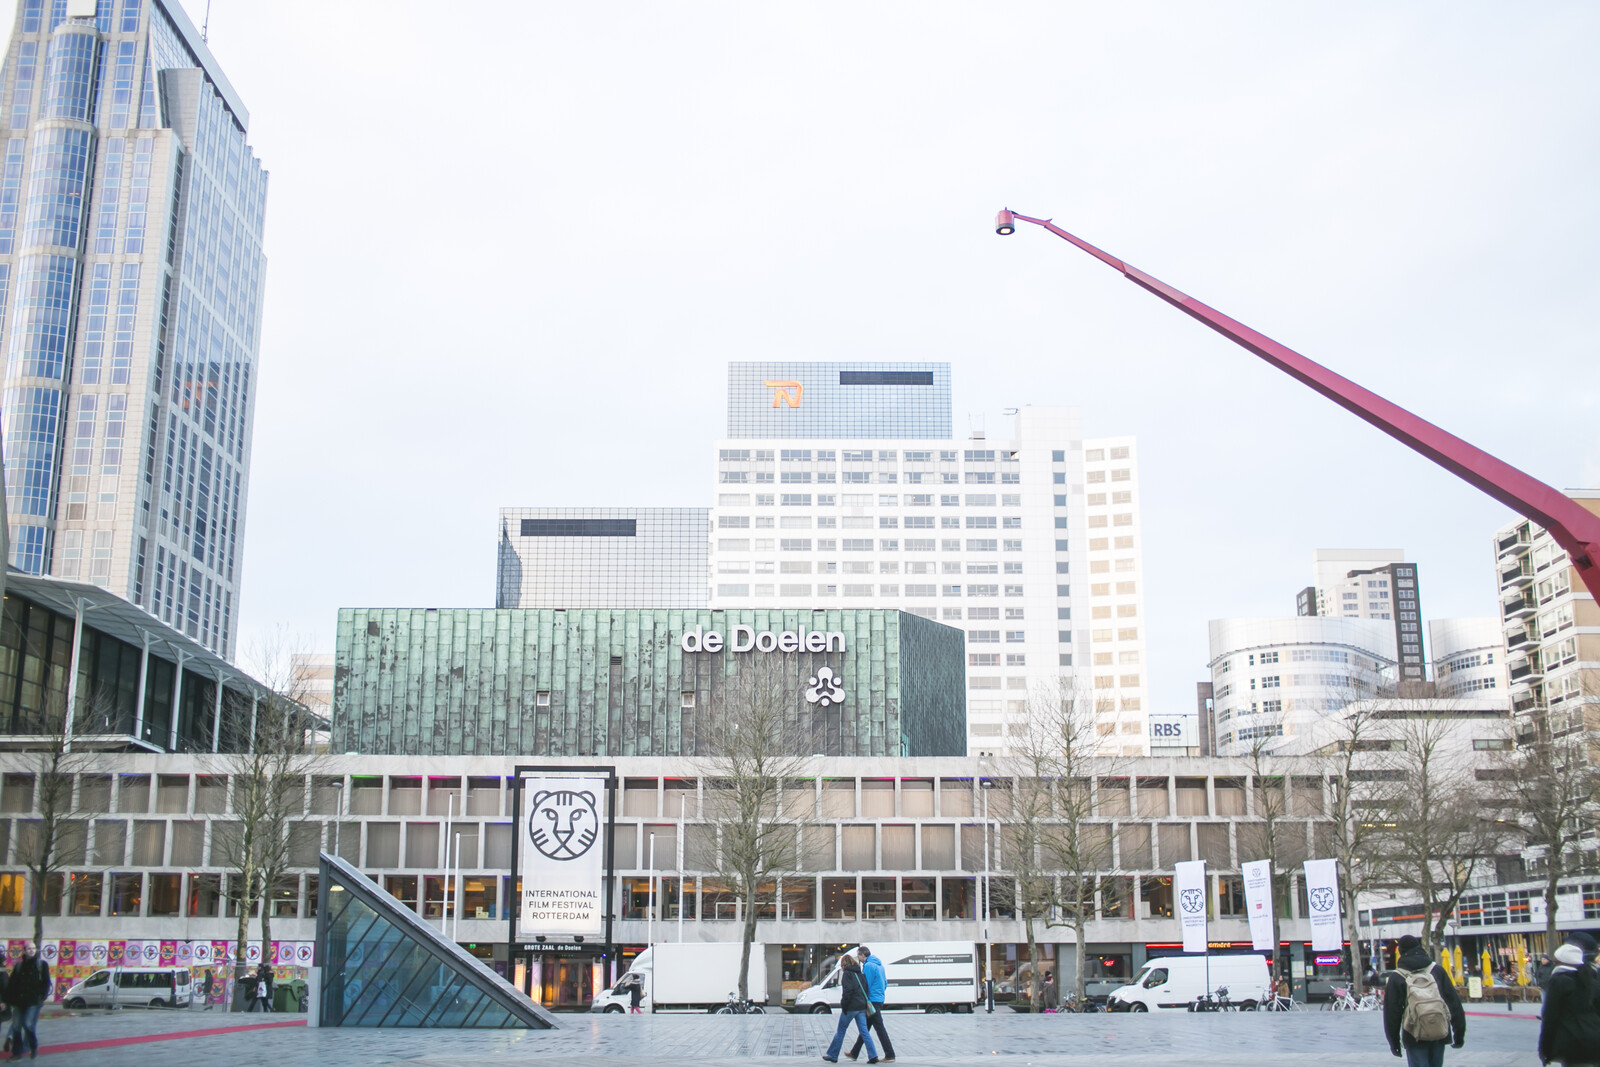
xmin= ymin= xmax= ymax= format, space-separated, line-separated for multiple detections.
xmin=6 ymin=941 xmax=51 ymax=1060
xmin=1538 ymin=942 xmax=1600 ymax=1066
xmin=1383 ymin=934 xmax=1466 ymax=1067
xmin=822 ymin=954 xmax=877 ymax=1064
xmin=1538 ymin=956 xmax=1558 ymax=992
xmin=847 ymin=946 xmax=895 ymax=1062
xmin=201 ymin=969 xmax=215 ymax=1011
xmin=627 ymin=975 xmax=643 ymax=1014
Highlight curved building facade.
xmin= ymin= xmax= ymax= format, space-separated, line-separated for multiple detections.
xmin=1206 ymin=617 xmax=1395 ymax=755
xmin=1429 ymin=618 xmax=1508 ymax=699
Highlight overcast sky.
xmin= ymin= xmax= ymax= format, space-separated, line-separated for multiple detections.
xmin=19 ymin=2 xmax=1600 ymax=706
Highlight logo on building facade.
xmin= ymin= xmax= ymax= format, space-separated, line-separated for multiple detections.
xmin=528 ymin=788 xmax=600 ymax=861
xmin=764 ymin=380 xmax=803 ymax=408
xmin=680 ymin=625 xmax=846 ymax=654
xmin=805 ymin=667 xmax=846 ymax=708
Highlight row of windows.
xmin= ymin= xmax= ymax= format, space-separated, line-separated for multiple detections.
xmin=718 ymin=562 xmax=1024 ymax=577
xmin=718 ymin=493 xmax=1023 ymax=508
xmin=717 ymin=538 xmax=1030 ymax=553
xmin=718 ymin=515 xmax=1025 ymax=530
xmin=715 ymin=584 xmax=1030 ymax=599
xmin=719 ymin=449 xmax=1023 ymax=465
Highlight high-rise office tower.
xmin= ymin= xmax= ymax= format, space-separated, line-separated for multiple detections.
xmin=1296 ymin=550 xmax=1424 ymax=683
xmin=707 ymin=362 xmax=1150 ymax=755
xmin=0 ymin=0 xmax=267 ymax=658
xmin=496 ymin=507 xmax=709 ymax=608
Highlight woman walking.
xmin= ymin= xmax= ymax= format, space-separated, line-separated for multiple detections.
xmin=1538 ymin=943 xmax=1600 ymax=1067
xmin=823 ymin=955 xmax=878 ymax=1064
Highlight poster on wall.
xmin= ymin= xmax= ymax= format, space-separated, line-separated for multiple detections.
xmin=1242 ymin=859 xmax=1275 ymax=951
xmin=1302 ymin=859 xmax=1343 ymax=952
xmin=517 ymin=772 xmax=609 ymax=940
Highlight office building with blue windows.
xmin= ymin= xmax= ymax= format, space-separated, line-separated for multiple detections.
xmin=0 ymin=0 xmax=267 ymax=659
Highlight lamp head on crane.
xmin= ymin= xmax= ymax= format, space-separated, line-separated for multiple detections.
xmin=994 ymin=209 xmax=1016 ymax=236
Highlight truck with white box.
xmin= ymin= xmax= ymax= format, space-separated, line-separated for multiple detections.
xmin=589 ymin=943 xmax=768 ymax=1013
xmin=1106 ymin=954 xmax=1270 ymax=1012
xmin=792 ymin=941 xmax=980 ymax=1014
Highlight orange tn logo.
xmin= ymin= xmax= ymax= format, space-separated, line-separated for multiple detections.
xmin=764 ymin=380 xmax=803 ymax=408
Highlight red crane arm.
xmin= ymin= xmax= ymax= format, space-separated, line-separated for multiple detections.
xmin=999 ymin=209 xmax=1600 ymax=601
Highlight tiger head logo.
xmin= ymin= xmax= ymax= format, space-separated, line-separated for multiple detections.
xmin=529 ymin=789 xmax=599 ymax=861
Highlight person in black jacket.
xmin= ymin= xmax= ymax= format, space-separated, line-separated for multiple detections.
xmin=1383 ymin=934 xmax=1466 ymax=1067
xmin=6 ymin=941 xmax=51 ymax=1060
xmin=1539 ymin=943 xmax=1600 ymax=1066
xmin=822 ymin=955 xmax=878 ymax=1064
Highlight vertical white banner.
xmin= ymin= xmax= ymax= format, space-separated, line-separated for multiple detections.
xmin=519 ymin=774 xmax=607 ymax=939
xmin=1242 ymin=859 xmax=1275 ymax=951
xmin=1175 ymin=860 xmax=1209 ymax=954
xmin=1303 ymin=858 xmax=1343 ymax=952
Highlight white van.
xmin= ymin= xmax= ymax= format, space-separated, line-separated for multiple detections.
xmin=1106 ymin=955 xmax=1269 ymax=1012
xmin=63 ymin=967 xmax=193 ymax=1009
xmin=793 ymin=942 xmax=979 ymax=1014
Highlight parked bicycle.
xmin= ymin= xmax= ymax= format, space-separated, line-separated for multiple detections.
xmin=1324 ymin=985 xmax=1380 ymax=1011
xmin=714 ymin=992 xmax=764 ymax=1015
xmin=1190 ymin=985 xmax=1237 ymax=1012
xmin=1260 ymin=987 xmax=1301 ymax=1012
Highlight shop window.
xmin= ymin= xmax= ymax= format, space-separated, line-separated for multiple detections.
xmin=424 ymin=875 xmax=450 ymax=920
xmin=823 ymin=877 xmax=857 ymax=920
xmin=902 ymin=877 xmax=935 ymax=919
xmin=941 ymin=877 xmax=975 ymax=920
xmin=0 ymin=873 xmax=23 ymax=914
xmin=148 ymin=873 xmax=181 ymax=916
xmin=782 ymin=878 xmax=815 ymax=920
xmin=187 ymin=873 xmax=221 ymax=917
xmin=1141 ymin=876 xmax=1174 ymax=918
xmin=863 ymin=877 xmax=896 ymax=920
xmin=69 ymin=872 xmax=103 ymax=916
xmin=701 ymin=880 xmax=737 ymax=921
xmin=385 ymin=875 xmax=418 ymax=912
xmin=110 ymin=872 xmax=142 ymax=916
xmin=1099 ymin=876 xmax=1131 ymax=919
xmin=621 ymin=876 xmax=652 ymax=920
xmin=1218 ymin=875 xmax=1246 ymax=917
xmin=460 ymin=876 xmax=496 ymax=920
xmin=984 ymin=876 xmax=1016 ymax=920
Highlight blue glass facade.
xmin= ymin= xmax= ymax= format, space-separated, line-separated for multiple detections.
xmin=0 ymin=0 xmax=267 ymax=658
xmin=727 ymin=361 xmax=952 ymax=439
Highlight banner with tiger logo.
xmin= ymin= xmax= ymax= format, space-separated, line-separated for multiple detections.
xmin=518 ymin=774 xmax=608 ymax=938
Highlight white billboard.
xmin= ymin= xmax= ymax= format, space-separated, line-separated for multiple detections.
xmin=518 ymin=774 xmax=608 ymax=939
xmin=1148 ymin=714 xmax=1197 ymax=747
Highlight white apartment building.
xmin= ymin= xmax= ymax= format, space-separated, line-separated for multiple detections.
xmin=1493 ymin=491 xmax=1600 ymax=731
xmin=707 ymin=364 xmax=1149 ymax=756
xmin=1429 ymin=618 xmax=1508 ymax=699
xmin=1296 ymin=550 xmax=1425 ymax=684
xmin=1206 ymin=617 xmax=1396 ymax=756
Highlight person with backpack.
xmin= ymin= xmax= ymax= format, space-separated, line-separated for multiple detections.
xmin=1538 ymin=942 xmax=1600 ymax=1066
xmin=822 ymin=954 xmax=878 ymax=1064
xmin=1384 ymin=934 xmax=1466 ymax=1066
xmin=5 ymin=941 xmax=50 ymax=1060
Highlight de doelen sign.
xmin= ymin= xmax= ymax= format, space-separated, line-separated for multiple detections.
xmin=680 ymin=625 xmax=846 ymax=654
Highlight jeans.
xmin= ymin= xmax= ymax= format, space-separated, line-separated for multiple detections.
xmin=1405 ymin=1039 xmax=1448 ymax=1067
xmin=7 ymin=1003 xmax=40 ymax=1055
xmin=825 ymin=1011 xmax=876 ymax=1061
xmin=849 ymin=1003 xmax=895 ymax=1060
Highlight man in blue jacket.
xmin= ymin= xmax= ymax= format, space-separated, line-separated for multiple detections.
xmin=847 ymin=946 xmax=896 ymax=1063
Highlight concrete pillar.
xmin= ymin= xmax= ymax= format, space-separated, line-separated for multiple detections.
xmin=132 ymin=632 xmax=151 ymax=745
xmin=211 ymin=676 xmax=231 ymax=753
xmin=62 ymin=600 xmax=86 ymax=752
xmin=168 ymin=651 xmax=188 ymax=752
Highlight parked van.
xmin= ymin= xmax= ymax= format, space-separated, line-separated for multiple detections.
xmin=63 ymin=967 xmax=193 ymax=1009
xmin=1106 ymin=955 xmax=1269 ymax=1012
xmin=793 ymin=942 xmax=979 ymax=1014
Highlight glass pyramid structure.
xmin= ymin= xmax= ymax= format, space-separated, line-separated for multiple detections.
xmin=316 ymin=853 xmax=556 ymax=1028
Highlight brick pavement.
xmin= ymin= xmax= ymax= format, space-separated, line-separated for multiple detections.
xmin=17 ymin=1006 xmax=1542 ymax=1065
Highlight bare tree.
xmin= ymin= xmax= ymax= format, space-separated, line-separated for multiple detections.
xmin=7 ymin=686 xmax=112 ymax=946
xmin=1233 ymin=703 xmax=1301 ymax=991
xmin=994 ymin=681 xmax=1115 ymax=1008
xmin=701 ymin=660 xmax=814 ymax=1002
xmin=1503 ymin=692 xmax=1600 ymax=949
xmin=214 ymin=635 xmax=322 ymax=1009
xmin=1371 ymin=707 xmax=1511 ymax=953
xmin=1312 ymin=697 xmax=1392 ymax=995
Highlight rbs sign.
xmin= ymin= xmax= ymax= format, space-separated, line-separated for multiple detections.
xmin=1148 ymin=715 xmax=1197 ymax=746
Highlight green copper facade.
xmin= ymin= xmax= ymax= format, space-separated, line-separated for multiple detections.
xmin=333 ymin=608 xmax=965 ymax=758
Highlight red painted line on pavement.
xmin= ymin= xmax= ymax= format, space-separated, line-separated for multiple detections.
xmin=1465 ymin=1010 xmax=1539 ymax=1019
xmin=39 ymin=1018 xmax=306 ymax=1055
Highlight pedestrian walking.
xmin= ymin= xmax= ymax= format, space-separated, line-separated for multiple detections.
xmin=1383 ymin=934 xmax=1466 ymax=1067
xmin=846 ymin=947 xmax=895 ymax=1062
xmin=627 ymin=975 xmax=644 ymax=1014
xmin=1042 ymin=970 xmax=1059 ymax=1013
xmin=6 ymin=941 xmax=50 ymax=1060
xmin=201 ymin=969 xmax=215 ymax=1011
xmin=822 ymin=954 xmax=877 ymax=1064
xmin=1538 ymin=942 xmax=1600 ymax=1067
xmin=254 ymin=964 xmax=273 ymax=1013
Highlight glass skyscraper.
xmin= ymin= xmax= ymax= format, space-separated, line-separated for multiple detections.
xmin=0 ymin=0 xmax=266 ymax=659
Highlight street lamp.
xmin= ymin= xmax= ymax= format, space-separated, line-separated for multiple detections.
xmin=977 ymin=757 xmax=996 ymax=1013
xmin=992 ymin=207 xmax=1600 ymax=601
xmin=329 ymin=779 xmax=344 ymax=861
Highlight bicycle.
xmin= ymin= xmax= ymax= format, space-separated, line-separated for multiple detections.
xmin=1261 ymin=989 xmax=1301 ymax=1012
xmin=714 ymin=992 xmax=764 ymax=1015
xmin=1325 ymin=985 xmax=1378 ymax=1011
xmin=1190 ymin=985 xmax=1236 ymax=1012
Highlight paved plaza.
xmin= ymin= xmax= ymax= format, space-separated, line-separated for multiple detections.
xmin=12 ymin=1004 xmax=1545 ymax=1065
